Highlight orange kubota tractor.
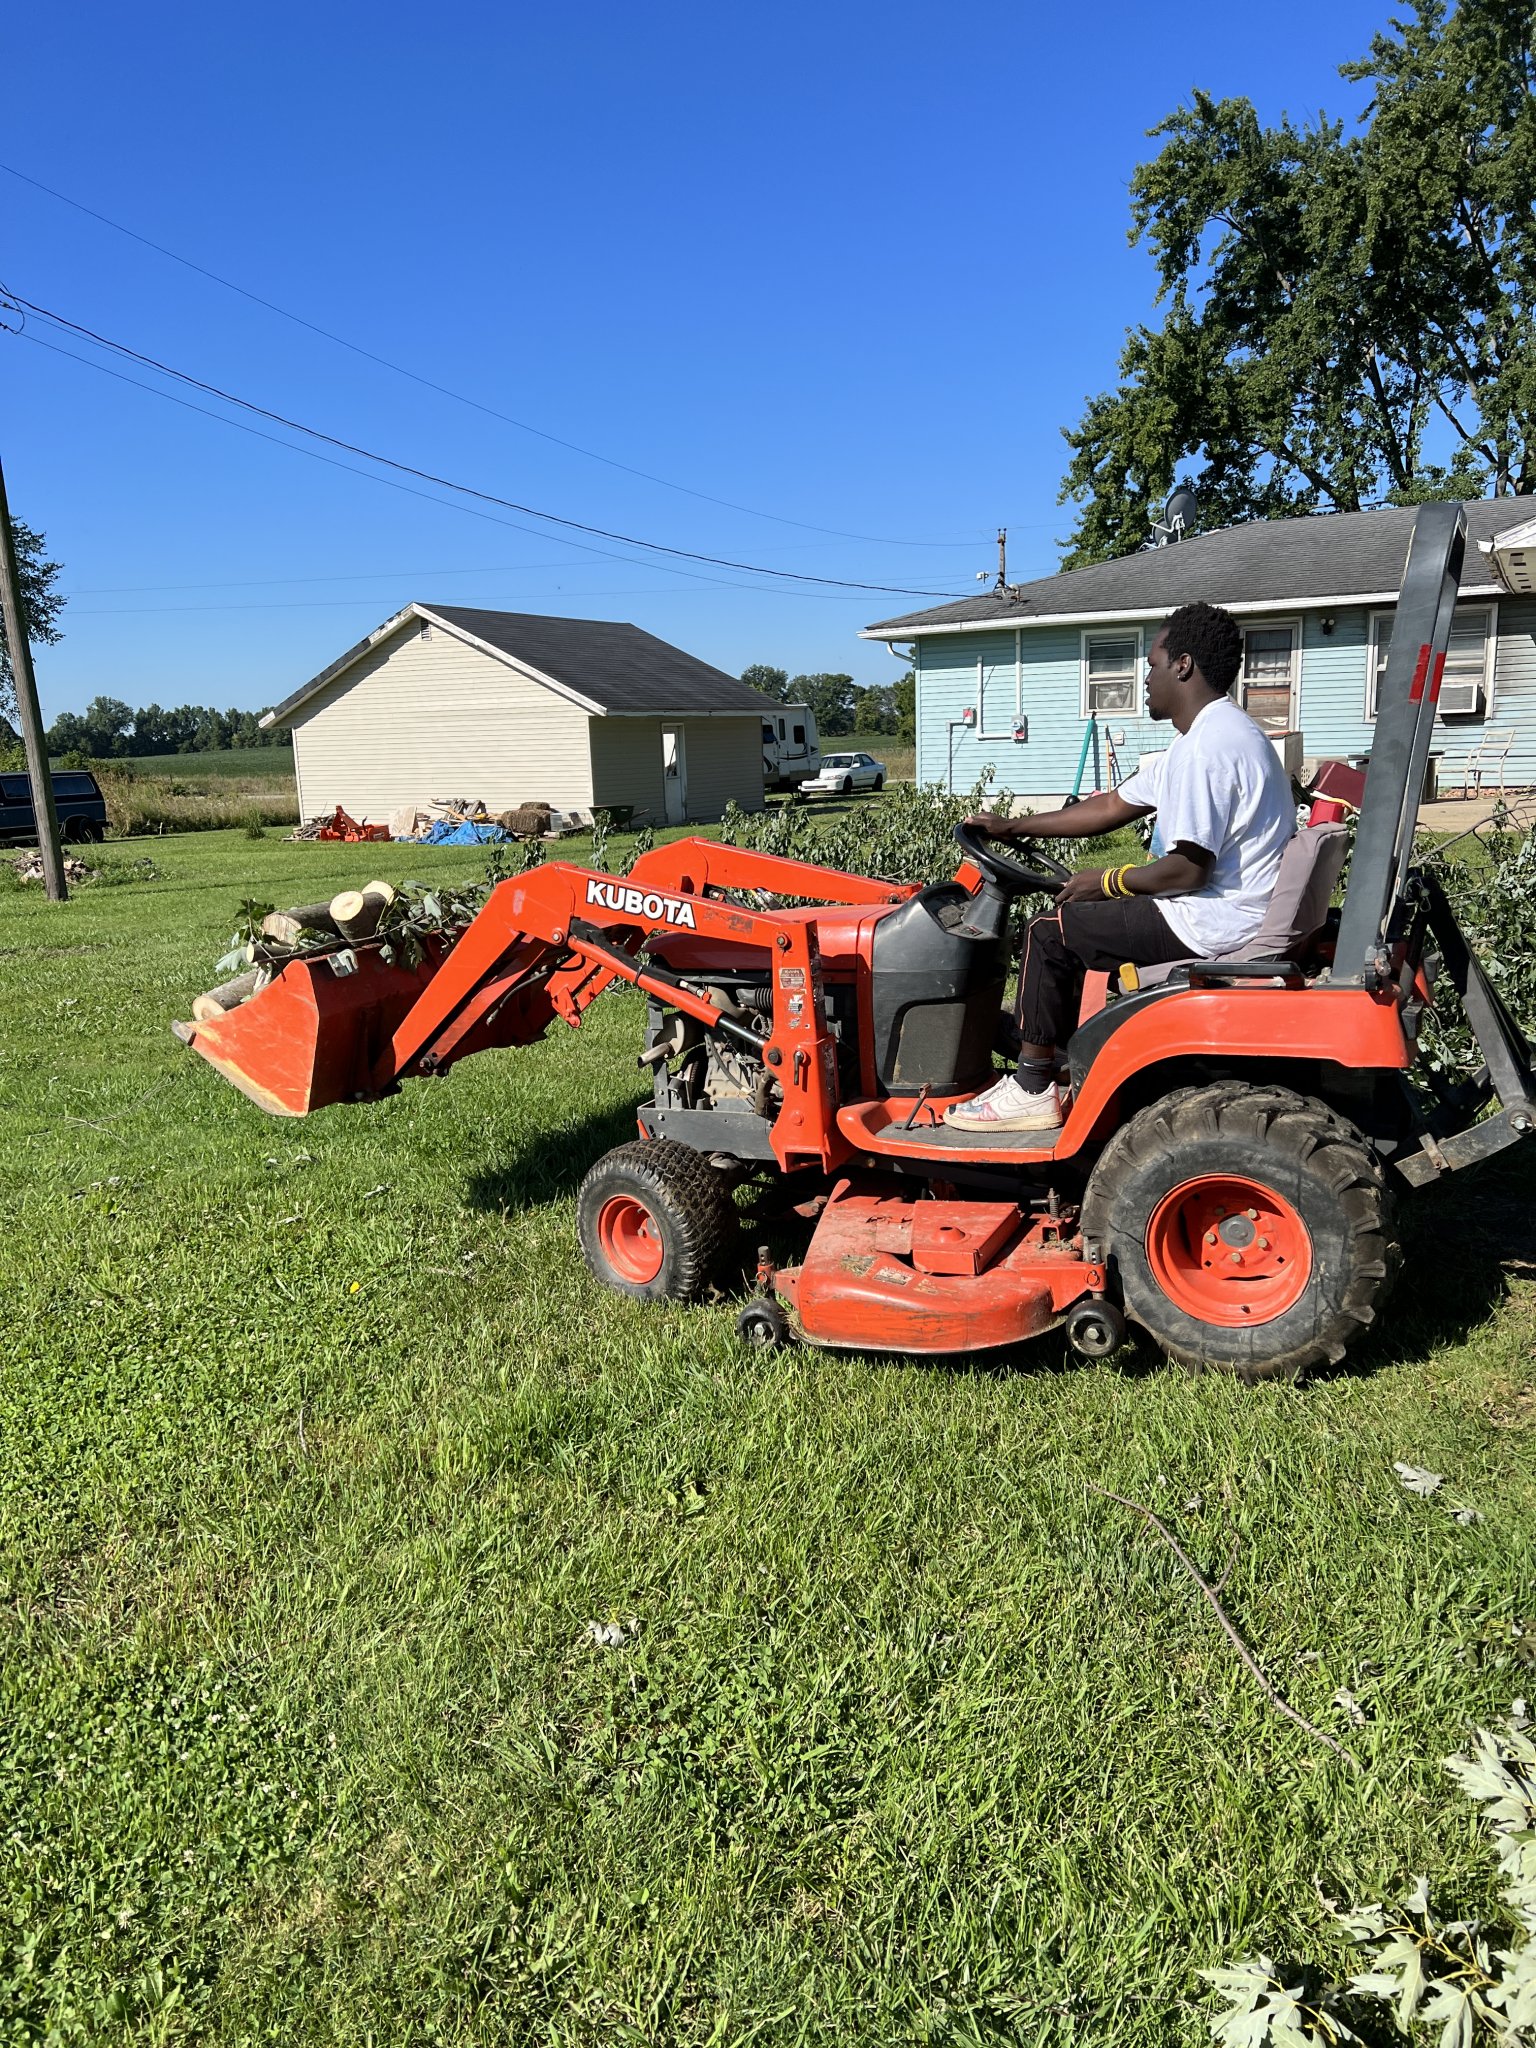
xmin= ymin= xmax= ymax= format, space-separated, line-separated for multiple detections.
xmin=177 ymin=506 xmax=1535 ymax=1379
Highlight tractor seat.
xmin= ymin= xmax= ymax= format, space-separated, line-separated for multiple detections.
xmin=1132 ymin=821 xmax=1347 ymax=989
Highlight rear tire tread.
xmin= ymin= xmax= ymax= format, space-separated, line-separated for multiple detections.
xmin=1082 ymin=1081 xmax=1400 ymax=1381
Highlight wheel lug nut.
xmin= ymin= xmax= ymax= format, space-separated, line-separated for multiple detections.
xmin=1257 ymin=1236 xmax=1269 ymax=1250
xmin=1245 ymin=1208 xmax=1258 ymax=1220
xmin=1229 ymin=1252 xmax=1243 ymax=1265
xmin=1205 ymin=1230 xmax=1218 ymax=1245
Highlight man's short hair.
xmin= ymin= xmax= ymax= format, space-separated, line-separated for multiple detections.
xmin=1159 ymin=602 xmax=1243 ymax=694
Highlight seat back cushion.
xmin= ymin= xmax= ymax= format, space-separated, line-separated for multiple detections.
xmin=1127 ymin=822 xmax=1348 ymax=988
xmin=1236 ymin=821 xmax=1348 ymax=960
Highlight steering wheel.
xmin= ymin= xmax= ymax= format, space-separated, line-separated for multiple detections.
xmin=952 ymin=819 xmax=1070 ymax=896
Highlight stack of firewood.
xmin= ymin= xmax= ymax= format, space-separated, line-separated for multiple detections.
xmin=190 ymin=874 xmax=504 ymax=1020
xmin=190 ymin=879 xmax=399 ymax=1019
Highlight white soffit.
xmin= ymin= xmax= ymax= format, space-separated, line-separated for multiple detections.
xmin=1481 ymin=521 xmax=1536 ymax=595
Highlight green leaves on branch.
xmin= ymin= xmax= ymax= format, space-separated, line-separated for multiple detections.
xmin=718 ymin=776 xmax=1086 ymax=905
xmin=1418 ymin=819 xmax=1536 ymax=1077
xmin=1060 ymin=0 xmax=1536 ymax=565
xmin=0 ymin=518 xmax=64 ymax=721
xmin=1204 ymin=1715 xmax=1536 ymax=2045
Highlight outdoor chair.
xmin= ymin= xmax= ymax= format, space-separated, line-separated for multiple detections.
xmin=1448 ymin=728 xmax=1515 ymax=800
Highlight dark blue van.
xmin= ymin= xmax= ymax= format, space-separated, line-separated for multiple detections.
xmin=0 ymin=768 xmax=110 ymax=845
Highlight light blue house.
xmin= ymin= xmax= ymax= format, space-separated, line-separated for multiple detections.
xmin=863 ymin=500 xmax=1536 ymax=801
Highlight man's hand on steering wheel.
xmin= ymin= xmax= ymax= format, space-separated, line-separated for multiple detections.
xmin=1055 ymin=867 xmax=1116 ymax=905
xmin=952 ymin=818 xmax=1071 ymax=895
xmin=962 ymin=809 xmax=1015 ymax=838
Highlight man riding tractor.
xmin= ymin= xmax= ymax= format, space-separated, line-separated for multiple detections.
xmin=947 ymin=602 xmax=1297 ymax=1134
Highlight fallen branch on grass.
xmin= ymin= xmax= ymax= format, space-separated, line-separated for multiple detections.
xmin=1086 ymin=1479 xmax=1359 ymax=1769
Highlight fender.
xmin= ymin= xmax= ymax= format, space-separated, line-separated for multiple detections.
xmin=1058 ymin=982 xmax=1411 ymax=1155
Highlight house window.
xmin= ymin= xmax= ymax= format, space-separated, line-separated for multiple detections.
xmin=1369 ymin=605 xmax=1494 ymax=719
xmin=1081 ymin=630 xmax=1141 ymax=717
xmin=1240 ymin=623 xmax=1297 ymax=730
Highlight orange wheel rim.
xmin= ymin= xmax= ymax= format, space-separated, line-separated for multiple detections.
xmin=597 ymin=1194 xmax=664 ymax=1284
xmin=1145 ymin=1174 xmax=1311 ymax=1327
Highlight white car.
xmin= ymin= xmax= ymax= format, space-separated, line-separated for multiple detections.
xmin=800 ymin=750 xmax=887 ymax=796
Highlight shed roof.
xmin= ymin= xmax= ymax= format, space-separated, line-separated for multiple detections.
xmin=862 ymin=497 xmax=1535 ymax=639
xmin=264 ymin=604 xmax=781 ymax=726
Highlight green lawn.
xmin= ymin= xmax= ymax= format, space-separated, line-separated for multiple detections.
xmin=3 ymin=828 xmax=1533 ymax=2044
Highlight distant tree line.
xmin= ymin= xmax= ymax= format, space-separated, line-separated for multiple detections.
xmin=43 ymin=694 xmax=292 ymax=758
xmin=741 ymin=666 xmax=915 ymax=742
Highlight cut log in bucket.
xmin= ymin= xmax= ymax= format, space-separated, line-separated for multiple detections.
xmin=329 ymin=879 xmax=396 ymax=942
xmin=191 ymin=966 xmax=265 ymax=1021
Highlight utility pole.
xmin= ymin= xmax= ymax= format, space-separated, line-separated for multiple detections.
xmin=0 ymin=451 xmax=65 ymax=900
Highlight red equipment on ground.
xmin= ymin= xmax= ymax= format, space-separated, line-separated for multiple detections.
xmin=177 ymin=507 xmax=1535 ymax=1379
xmin=314 ymin=806 xmax=390 ymax=842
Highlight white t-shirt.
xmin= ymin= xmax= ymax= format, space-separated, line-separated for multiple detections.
xmin=1116 ymin=696 xmax=1296 ymax=954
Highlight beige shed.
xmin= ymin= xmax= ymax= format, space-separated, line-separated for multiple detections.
xmin=261 ymin=604 xmax=777 ymax=825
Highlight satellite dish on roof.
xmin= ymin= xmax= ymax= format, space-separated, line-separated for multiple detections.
xmin=1151 ymin=485 xmax=1199 ymax=547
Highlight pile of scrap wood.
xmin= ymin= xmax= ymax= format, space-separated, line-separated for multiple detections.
xmin=9 ymin=851 xmax=95 ymax=885
xmin=388 ymin=798 xmax=557 ymax=842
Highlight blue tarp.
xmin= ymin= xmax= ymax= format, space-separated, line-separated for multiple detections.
xmin=393 ymin=820 xmax=511 ymax=844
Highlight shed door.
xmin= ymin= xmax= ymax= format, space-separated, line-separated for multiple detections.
xmin=1240 ymin=624 xmax=1297 ymax=730
xmin=662 ymin=725 xmax=687 ymax=824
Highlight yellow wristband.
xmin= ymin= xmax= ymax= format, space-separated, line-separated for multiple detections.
xmin=1117 ymin=865 xmax=1136 ymax=898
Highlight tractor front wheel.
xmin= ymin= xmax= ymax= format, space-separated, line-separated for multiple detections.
xmin=578 ymin=1141 xmax=738 ymax=1302
xmin=1081 ymin=1082 xmax=1399 ymax=1381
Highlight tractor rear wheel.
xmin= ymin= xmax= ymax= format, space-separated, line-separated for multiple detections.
xmin=1081 ymin=1082 xmax=1399 ymax=1381
xmin=578 ymin=1141 xmax=738 ymax=1302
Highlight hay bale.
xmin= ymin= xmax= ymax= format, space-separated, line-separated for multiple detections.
xmin=501 ymin=803 xmax=554 ymax=839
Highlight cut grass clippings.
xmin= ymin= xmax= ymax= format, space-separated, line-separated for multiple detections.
xmin=2 ymin=825 xmax=1534 ymax=2043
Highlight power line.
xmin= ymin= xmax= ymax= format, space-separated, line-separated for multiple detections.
xmin=0 ymin=158 xmax=983 ymax=551
xmin=67 ymin=585 xmax=879 ymax=617
xmin=17 ymin=329 xmax=906 ymax=603
xmin=5 ymin=294 xmax=960 ymax=601
xmin=62 ymin=561 xmax=589 ymax=595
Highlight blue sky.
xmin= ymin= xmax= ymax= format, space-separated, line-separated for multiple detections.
xmin=5 ymin=0 xmax=1388 ymax=721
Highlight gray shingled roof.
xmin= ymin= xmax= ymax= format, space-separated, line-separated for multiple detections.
xmin=863 ymin=498 xmax=1532 ymax=637
xmin=267 ymin=605 xmax=780 ymax=725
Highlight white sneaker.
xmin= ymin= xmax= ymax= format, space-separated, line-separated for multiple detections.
xmin=963 ymin=1071 xmax=1013 ymax=1109
xmin=944 ymin=1074 xmax=1063 ymax=1133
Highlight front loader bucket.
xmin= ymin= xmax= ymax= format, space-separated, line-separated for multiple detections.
xmin=173 ymin=946 xmax=440 ymax=1117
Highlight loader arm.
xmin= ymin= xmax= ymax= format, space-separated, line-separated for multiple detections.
xmin=623 ymin=836 xmax=921 ymax=907
xmin=180 ymin=846 xmax=878 ymax=1170
xmin=381 ymin=860 xmax=849 ymax=1169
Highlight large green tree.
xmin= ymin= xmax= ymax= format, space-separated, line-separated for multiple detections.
xmin=0 ymin=520 xmax=66 ymax=720
xmin=788 ymin=672 xmax=858 ymax=737
xmin=1059 ymin=0 xmax=1536 ymax=566
xmin=740 ymin=664 xmax=790 ymax=702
